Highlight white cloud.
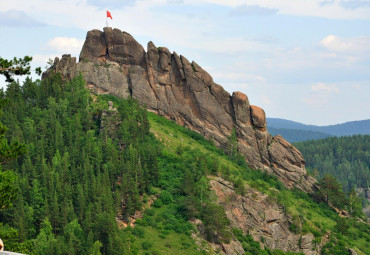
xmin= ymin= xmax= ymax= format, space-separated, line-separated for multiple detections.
xmin=0 ymin=10 xmax=45 ymax=27
xmin=230 ymin=5 xmax=278 ymax=16
xmin=47 ymin=37 xmax=84 ymax=54
xmin=320 ymin=35 xmax=370 ymax=52
xmin=201 ymin=0 xmax=370 ymax=19
xmin=320 ymin=35 xmax=350 ymax=51
xmin=302 ymin=96 xmax=328 ymax=108
xmin=340 ymin=0 xmax=370 ymax=9
xmin=87 ymin=0 xmax=137 ymax=9
xmin=32 ymin=54 xmax=59 ymax=66
xmin=311 ymin=83 xmax=339 ymax=93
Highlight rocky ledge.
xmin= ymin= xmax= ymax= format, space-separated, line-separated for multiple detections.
xmin=43 ymin=27 xmax=316 ymax=192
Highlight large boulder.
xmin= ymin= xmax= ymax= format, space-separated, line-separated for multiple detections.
xmin=251 ymin=105 xmax=267 ymax=131
xmin=232 ymin=91 xmax=251 ymax=126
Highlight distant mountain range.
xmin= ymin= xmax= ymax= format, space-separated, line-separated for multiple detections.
xmin=267 ymin=118 xmax=370 ymax=143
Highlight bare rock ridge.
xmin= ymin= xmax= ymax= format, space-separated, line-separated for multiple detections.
xmin=43 ymin=27 xmax=316 ymax=192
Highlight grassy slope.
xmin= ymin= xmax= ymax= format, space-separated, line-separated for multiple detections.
xmin=145 ymin=112 xmax=369 ymax=255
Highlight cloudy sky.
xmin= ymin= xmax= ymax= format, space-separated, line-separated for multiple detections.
xmin=1 ymin=0 xmax=370 ymax=125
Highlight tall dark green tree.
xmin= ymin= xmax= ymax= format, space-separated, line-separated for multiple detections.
xmin=0 ymin=98 xmax=26 ymax=209
xmin=314 ymin=174 xmax=348 ymax=209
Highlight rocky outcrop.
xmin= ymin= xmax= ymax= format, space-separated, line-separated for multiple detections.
xmin=43 ymin=27 xmax=316 ymax=192
xmin=210 ymin=177 xmax=317 ymax=255
xmin=250 ymin=105 xmax=266 ymax=130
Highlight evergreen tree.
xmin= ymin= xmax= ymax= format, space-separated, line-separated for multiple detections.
xmin=314 ymin=174 xmax=348 ymax=209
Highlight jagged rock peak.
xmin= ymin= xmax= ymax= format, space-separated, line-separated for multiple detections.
xmin=80 ymin=27 xmax=146 ymax=66
xmin=43 ymin=27 xmax=316 ymax=193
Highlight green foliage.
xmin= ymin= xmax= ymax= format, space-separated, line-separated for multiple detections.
xmin=159 ymin=190 xmax=173 ymax=205
xmin=314 ymin=174 xmax=348 ymax=209
xmin=347 ymin=189 xmax=363 ymax=218
xmin=141 ymin=240 xmax=152 ymax=250
xmin=295 ymin=135 xmax=370 ymax=218
xmin=232 ymin=228 xmax=304 ymax=255
xmin=31 ymin=218 xmax=57 ymax=255
xmin=132 ymin=226 xmax=145 ymax=238
xmin=201 ymin=203 xmax=231 ymax=243
xmin=0 ymin=74 xmax=161 ymax=254
xmin=226 ymin=128 xmax=238 ymax=157
xmin=234 ymin=177 xmax=246 ymax=195
xmin=0 ymin=223 xmax=33 ymax=253
xmin=0 ymin=72 xmax=368 ymax=255
xmin=0 ymin=97 xmax=26 ymax=210
xmin=149 ymin=111 xmax=369 ymax=254
xmin=321 ymin=236 xmax=350 ymax=255
xmin=0 ymin=170 xmax=18 ymax=209
xmin=0 ymin=56 xmax=41 ymax=82
xmin=294 ymin=135 xmax=370 ymax=193
xmin=89 ymin=240 xmax=103 ymax=255
xmin=233 ymin=228 xmax=263 ymax=254
xmin=268 ymin=127 xmax=331 ymax=143
xmin=153 ymin=198 xmax=164 ymax=208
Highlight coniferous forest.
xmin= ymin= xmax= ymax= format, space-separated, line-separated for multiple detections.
xmin=0 ymin=74 xmax=159 ymax=254
xmin=0 ymin=75 xmax=369 ymax=254
xmin=0 ymin=74 xmax=236 ymax=254
xmin=294 ymin=136 xmax=370 ymax=208
xmin=294 ymin=135 xmax=369 ymax=192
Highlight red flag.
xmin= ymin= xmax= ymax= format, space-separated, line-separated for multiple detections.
xmin=107 ymin=10 xmax=112 ymax=19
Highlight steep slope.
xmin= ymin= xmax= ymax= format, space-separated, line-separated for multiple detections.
xmin=148 ymin=113 xmax=369 ymax=255
xmin=43 ymin=27 xmax=315 ymax=192
xmin=1 ymin=76 xmax=368 ymax=255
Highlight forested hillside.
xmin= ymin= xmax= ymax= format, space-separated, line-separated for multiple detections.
xmin=294 ymin=136 xmax=370 ymax=219
xmin=0 ymin=74 xmax=162 ymax=254
xmin=268 ymin=127 xmax=331 ymax=143
xmin=267 ymin=118 xmax=370 ymax=136
xmin=0 ymin=75 xmax=368 ymax=254
xmin=294 ymin=136 xmax=370 ymax=193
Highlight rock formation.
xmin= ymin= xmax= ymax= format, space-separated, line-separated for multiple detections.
xmin=43 ymin=27 xmax=316 ymax=192
xmin=210 ymin=177 xmax=317 ymax=255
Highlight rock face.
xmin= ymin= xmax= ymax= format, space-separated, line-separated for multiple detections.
xmin=43 ymin=27 xmax=316 ymax=192
xmin=210 ymin=177 xmax=317 ymax=255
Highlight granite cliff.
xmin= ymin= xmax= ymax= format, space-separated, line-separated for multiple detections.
xmin=43 ymin=27 xmax=316 ymax=193
xmin=210 ymin=177 xmax=318 ymax=255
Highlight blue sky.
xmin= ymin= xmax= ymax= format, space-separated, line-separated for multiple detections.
xmin=1 ymin=0 xmax=369 ymax=125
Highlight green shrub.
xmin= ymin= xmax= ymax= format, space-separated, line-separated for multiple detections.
xmin=159 ymin=190 xmax=173 ymax=204
xmin=145 ymin=208 xmax=155 ymax=216
xmin=132 ymin=226 xmax=145 ymax=238
xmin=153 ymin=199 xmax=163 ymax=208
xmin=141 ymin=241 xmax=152 ymax=250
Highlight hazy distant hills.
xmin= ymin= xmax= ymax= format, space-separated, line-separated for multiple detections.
xmin=267 ymin=118 xmax=370 ymax=142
xmin=267 ymin=127 xmax=332 ymax=143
